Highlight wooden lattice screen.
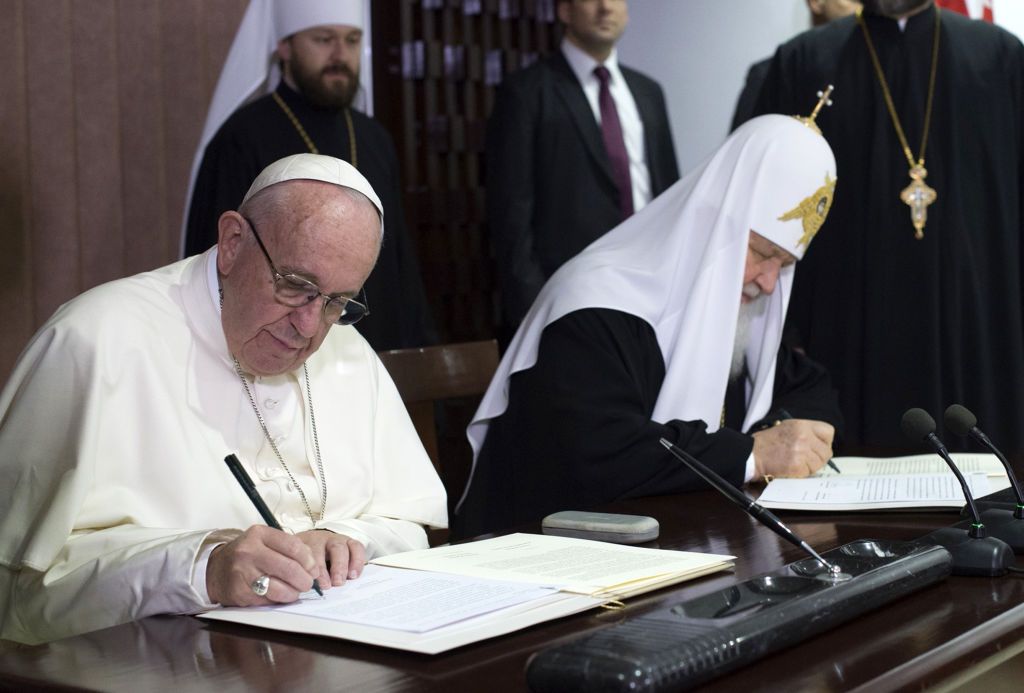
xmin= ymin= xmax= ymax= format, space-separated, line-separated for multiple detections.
xmin=372 ymin=0 xmax=560 ymax=505
xmin=373 ymin=0 xmax=559 ymax=345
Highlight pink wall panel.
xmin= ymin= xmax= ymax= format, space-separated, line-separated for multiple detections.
xmin=0 ymin=0 xmax=248 ymax=382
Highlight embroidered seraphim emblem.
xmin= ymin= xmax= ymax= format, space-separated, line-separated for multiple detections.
xmin=777 ymin=173 xmax=837 ymax=249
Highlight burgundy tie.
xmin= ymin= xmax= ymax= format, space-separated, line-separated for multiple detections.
xmin=594 ymin=65 xmax=634 ymax=219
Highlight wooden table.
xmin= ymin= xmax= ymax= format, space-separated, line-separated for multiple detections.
xmin=2 ymin=490 xmax=1024 ymax=692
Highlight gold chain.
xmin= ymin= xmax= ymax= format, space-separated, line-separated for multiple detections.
xmin=272 ymin=91 xmax=358 ymax=168
xmin=856 ymin=6 xmax=941 ymax=239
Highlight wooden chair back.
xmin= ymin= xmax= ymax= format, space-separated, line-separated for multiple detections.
xmin=377 ymin=339 xmax=500 ymax=473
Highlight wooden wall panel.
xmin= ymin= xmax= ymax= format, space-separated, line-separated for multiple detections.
xmin=73 ymin=0 xmax=124 ymax=288
xmin=0 ymin=0 xmax=248 ymax=383
xmin=118 ymin=0 xmax=168 ymax=275
xmin=159 ymin=0 xmax=207 ymax=262
xmin=24 ymin=0 xmax=80 ymax=325
xmin=0 ymin=1 xmax=32 ymax=367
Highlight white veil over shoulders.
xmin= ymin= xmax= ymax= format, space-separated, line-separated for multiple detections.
xmin=458 ymin=114 xmax=836 ymax=511
xmin=180 ymin=0 xmax=369 ymax=256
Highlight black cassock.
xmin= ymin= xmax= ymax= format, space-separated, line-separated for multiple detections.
xmin=749 ymin=7 xmax=1024 ymax=451
xmin=452 ymin=308 xmax=843 ymax=539
xmin=186 ymin=83 xmax=436 ymax=351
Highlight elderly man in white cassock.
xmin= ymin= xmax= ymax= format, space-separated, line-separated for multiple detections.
xmin=0 ymin=154 xmax=448 ymax=644
xmin=454 ymin=112 xmax=844 ymax=539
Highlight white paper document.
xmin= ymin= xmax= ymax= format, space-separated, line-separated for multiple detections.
xmin=199 ymin=532 xmax=734 ymax=653
xmin=272 ymin=563 xmax=559 ymax=633
xmin=815 ymin=452 xmax=1007 ymax=478
xmin=371 ymin=532 xmax=734 ymax=597
xmin=758 ymin=472 xmax=993 ymax=511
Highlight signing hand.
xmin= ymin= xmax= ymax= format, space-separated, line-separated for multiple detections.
xmin=751 ymin=419 xmax=834 ymax=480
xmin=206 ymin=525 xmax=318 ymax=606
xmin=295 ymin=529 xmax=366 ymax=589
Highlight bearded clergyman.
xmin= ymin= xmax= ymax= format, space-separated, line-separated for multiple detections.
xmin=454 ymin=113 xmax=844 ymax=539
xmin=748 ymin=0 xmax=1024 ymax=452
xmin=184 ymin=0 xmax=435 ymax=351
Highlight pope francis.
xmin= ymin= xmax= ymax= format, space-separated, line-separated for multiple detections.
xmin=0 ymin=154 xmax=448 ymax=644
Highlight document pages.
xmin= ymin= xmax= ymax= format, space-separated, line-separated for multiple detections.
xmin=199 ymin=533 xmax=733 ymax=653
xmin=757 ymin=453 xmax=1011 ymax=511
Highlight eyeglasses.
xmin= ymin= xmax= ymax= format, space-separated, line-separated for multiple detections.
xmin=242 ymin=216 xmax=370 ymax=326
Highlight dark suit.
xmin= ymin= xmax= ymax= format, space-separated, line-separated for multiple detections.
xmin=486 ymin=50 xmax=679 ymax=328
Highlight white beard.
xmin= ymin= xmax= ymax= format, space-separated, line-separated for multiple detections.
xmin=731 ymin=292 xmax=768 ymax=379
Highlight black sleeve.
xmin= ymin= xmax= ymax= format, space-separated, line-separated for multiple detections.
xmin=527 ymin=309 xmax=753 ymax=496
xmin=458 ymin=309 xmax=754 ymax=536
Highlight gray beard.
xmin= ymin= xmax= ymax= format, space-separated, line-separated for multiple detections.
xmin=731 ymin=295 xmax=767 ymax=380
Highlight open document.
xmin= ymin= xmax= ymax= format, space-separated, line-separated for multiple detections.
xmin=757 ymin=453 xmax=1010 ymax=511
xmin=814 ymin=452 xmax=1007 ymax=478
xmin=199 ymin=533 xmax=733 ymax=654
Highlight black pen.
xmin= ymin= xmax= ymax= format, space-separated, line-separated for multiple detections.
xmin=776 ymin=409 xmax=841 ymax=474
xmin=659 ymin=438 xmax=840 ymax=574
xmin=223 ymin=453 xmax=324 ymax=597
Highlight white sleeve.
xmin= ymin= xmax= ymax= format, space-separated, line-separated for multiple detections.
xmin=316 ymin=354 xmax=448 ymax=559
xmin=744 ymin=452 xmax=757 ymax=483
xmin=1 ymin=528 xmax=238 ymax=645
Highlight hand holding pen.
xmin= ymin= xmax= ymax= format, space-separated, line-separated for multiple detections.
xmin=776 ymin=409 xmax=841 ymax=474
xmin=206 ymin=454 xmax=365 ymax=606
xmin=205 ymin=525 xmax=324 ymax=606
xmin=750 ymin=409 xmax=836 ymax=480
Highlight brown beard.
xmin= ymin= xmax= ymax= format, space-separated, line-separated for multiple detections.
xmin=290 ymin=59 xmax=360 ymax=110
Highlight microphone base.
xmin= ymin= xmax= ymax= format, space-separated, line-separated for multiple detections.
xmin=919 ymin=527 xmax=1014 ymax=576
xmin=975 ymin=509 xmax=1024 ymax=553
xmin=964 ymin=486 xmax=1023 ymax=518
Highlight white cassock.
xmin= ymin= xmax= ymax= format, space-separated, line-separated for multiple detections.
xmin=0 ymin=249 xmax=447 ymax=644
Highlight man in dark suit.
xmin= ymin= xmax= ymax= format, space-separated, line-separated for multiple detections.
xmin=486 ymin=0 xmax=679 ymax=333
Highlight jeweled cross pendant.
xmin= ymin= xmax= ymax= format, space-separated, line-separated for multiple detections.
xmin=900 ymin=164 xmax=936 ymax=240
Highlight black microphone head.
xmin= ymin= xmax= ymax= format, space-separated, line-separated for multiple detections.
xmin=901 ymin=408 xmax=937 ymax=442
xmin=944 ymin=404 xmax=977 ymax=437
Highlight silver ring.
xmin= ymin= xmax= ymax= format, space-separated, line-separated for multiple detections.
xmin=251 ymin=574 xmax=270 ymax=597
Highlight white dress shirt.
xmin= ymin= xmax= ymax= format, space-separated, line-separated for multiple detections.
xmin=560 ymin=39 xmax=652 ymax=212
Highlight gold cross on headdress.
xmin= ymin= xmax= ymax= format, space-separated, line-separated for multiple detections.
xmin=794 ymin=85 xmax=834 ymax=135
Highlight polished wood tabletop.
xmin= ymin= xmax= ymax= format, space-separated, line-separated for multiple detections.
xmin=2 ymin=489 xmax=1024 ymax=692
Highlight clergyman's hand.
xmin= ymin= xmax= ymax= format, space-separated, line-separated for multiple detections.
xmin=296 ymin=529 xmax=366 ymax=589
xmin=206 ymin=525 xmax=319 ymax=606
xmin=751 ymin=419 xmax=834 ymax=480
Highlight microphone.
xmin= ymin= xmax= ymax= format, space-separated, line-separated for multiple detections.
xmin=901 ymin=408 xmax=1013 ymax=576
xmin=944 ymin=404 xmax=1024 ymax=519
xmin=943 ymin=404 xmax=1024 ymax=552
xmin=659 ymin=438 xmax=848 ymax=580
